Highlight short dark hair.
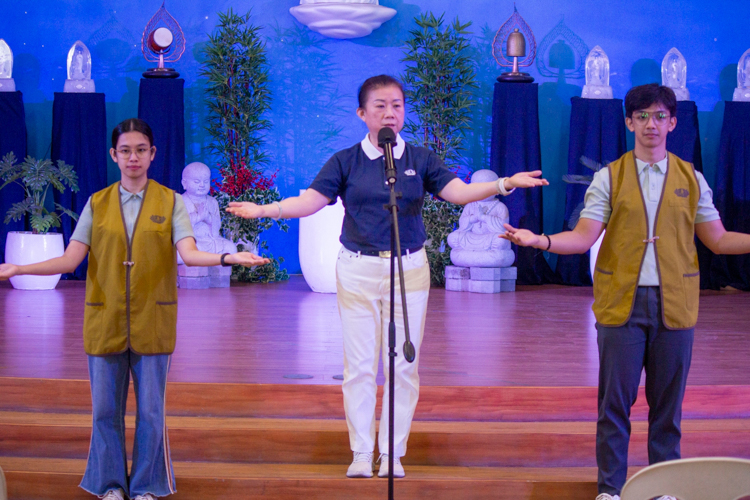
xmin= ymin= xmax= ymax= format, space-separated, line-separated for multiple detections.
xmin=624 ymin=84 xmax=677 ymax=118
xmin=111 ymin=118 xmax=154 ymax=148
xmin=357 ymin=75 xmax=405 ymax=108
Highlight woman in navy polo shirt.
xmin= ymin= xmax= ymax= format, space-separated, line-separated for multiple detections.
xmin=227 ymin=75 xmax=547 ymax=478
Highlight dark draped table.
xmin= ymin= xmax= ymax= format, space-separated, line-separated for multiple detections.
xmin=667 ymin=100 xmax=703 ymax=172
xmin=555 ymin=97 xmax=627 ymax=286
xmin=138 ymin=78 xmax=185 ymax=191
xmin=51 ymin=92 xmax=108 ymax=279
xmin=0 ymin=92 xmax=27 ymax=264
xmin=490 ymin=82 xmax=555 ymax=285
xmin=666 ymin=100 xmax=714 ymax=288
xmin=709 ymin=101 xmax=750 ymax=290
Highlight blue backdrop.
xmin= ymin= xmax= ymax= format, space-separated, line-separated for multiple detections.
xmin=3 ymin=0 xmax=748 ymax=274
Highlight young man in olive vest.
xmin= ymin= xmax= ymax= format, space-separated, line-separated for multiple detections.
xmin=502 ymin=83 xmax=750 ymax=500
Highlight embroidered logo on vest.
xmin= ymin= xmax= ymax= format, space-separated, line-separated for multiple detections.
xmin=405 ymin=169 xmax=416 ymax=176
xmin=674 ymin=188 xmax=689 ymax=198
xmin=150 ymin=215 xmax=166 ymax=224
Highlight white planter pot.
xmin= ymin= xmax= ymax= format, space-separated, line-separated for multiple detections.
xmin=298 ymin=189 xmax=345 ymax=293
xmin=4 ymin=231 xmax=65 ymax=290
xmin=589 ymin=229 xmax=606 ymax=283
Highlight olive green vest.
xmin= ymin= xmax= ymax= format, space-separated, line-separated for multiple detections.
xmin=83 ymin=180 xmax=178 ymax=355
xmin=592 ymin=152 xmax=701 ymax=330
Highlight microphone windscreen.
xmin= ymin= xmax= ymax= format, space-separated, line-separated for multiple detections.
xmin=377 ymin=127 xmax=396 ymax=147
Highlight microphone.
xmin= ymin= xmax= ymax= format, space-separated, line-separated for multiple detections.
xmin=378 ymin=127 xmax=397 ymax=185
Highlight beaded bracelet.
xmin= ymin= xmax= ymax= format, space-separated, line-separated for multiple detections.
xmin=272 ymin=201 xmax=283 ymax=220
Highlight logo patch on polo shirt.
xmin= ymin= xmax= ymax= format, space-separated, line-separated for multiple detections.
xmin=674 ymin=188 xmax=689 ymax=198
xmin=404 ymin=169 xmax=416 ymax=176
xmin=150 ymin=215 xmax=166 ymax=224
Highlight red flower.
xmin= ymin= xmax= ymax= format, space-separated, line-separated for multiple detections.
xmin=214 ymin=161 xmax=277 ymax=197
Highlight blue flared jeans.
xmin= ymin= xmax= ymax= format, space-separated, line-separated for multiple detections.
xmin=79 ymin=351 xmax=176 ymax=498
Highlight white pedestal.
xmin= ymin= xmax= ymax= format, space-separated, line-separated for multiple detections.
xmin=445 ymin=265 xmax=517 ymax=293
xmin=64 ymin=79 xmax=95 ymax=93
xmin=0 ymin=78 xmax=16 ymax=92
xmin=177 ymin=264 xmax=209 ymax=289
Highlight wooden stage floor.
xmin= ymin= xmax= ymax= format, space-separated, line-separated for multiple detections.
xmin=2 ymin=277 xmax=750 ymax=499
xmin=1 ymin=276 xmax=748 ymax=387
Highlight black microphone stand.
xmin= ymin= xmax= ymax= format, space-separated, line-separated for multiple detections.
xmin=379 ymin=128 xmax=416 ymax=500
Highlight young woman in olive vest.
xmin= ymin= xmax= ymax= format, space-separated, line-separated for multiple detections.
xmin=0 ymin=118 xmax=268 ymax=500
xmin=502 ymin=84 xmax=750 ymax=500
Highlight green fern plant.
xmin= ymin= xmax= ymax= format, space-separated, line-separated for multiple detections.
xmin=0 ymin=152 xmax=79 ymax=234
xmin=401 ymin=12 xmax=477 ymax=286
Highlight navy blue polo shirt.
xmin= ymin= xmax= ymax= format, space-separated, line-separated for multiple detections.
xmin=309 ymin=134 xmax=457 ymax=253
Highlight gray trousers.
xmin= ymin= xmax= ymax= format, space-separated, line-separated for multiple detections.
xmin=596 ymin=286 xmax=694 ymax=495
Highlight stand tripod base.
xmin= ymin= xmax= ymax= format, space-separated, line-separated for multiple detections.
xmin=143 ymin=68 xmax=180 ymax=79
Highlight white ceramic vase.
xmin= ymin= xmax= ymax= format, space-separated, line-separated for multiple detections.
xmin=298 ymin=189 xmax=344 ymax=293
xmin=5 ymin=231 xmax=65 ymax=290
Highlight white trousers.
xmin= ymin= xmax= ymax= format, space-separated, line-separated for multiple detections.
xmin=335 ymin=246 xmax=430 ymax=457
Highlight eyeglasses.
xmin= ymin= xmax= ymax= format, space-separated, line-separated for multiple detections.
xmin=632 ymin=111 xmax=671 ymax=125
xmin=116 ymin=147 xmax=153 ymax=158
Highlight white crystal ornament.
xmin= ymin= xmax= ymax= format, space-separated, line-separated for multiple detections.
xmin=733 ymin=48 xmax=750 ymax=102
xmin=582 ymin=45 xmax=612 ymax=99
xmin=0 ymin=39 xmax=16 ymax=92
xmin=64 ymin=41 xmax=95 ymax=93
xmin=290 ymin=0 xmax=396 ymax=39
xmin=662 ymin=47 xmax=689 ymax=101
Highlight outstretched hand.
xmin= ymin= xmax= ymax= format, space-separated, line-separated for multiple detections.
xmin=506 ymin=170 xmax=549 ymax=189
xmin=224 ymin=252 xmax=271 ymax=268
xmin=500 ymin=224 xmax=542 ymax=248
xmin=226 ymin=202 xmax=264 ymax=220
xmin=0 ymin=263 xmax=19 ymax=281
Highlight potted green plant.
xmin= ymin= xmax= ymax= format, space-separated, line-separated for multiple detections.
xmin=202 ymin=9 xmax=288 ymax=283
xmin=402 ymin=12 xmax=477 ymax=286
xmin=0 ymin=152 xmax=79 ymax=290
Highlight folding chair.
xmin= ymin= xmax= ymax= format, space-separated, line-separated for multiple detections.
xmin=620 ymin=457 xmax=750 ymax=500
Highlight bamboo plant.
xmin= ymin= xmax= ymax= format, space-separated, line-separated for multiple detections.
xmin=402 ymin=12 xmax=477 ymax=285
xmin=201 ymin=9 xmax=288 ymax=283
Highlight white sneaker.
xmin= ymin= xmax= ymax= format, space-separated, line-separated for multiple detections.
xmin=100 ymin=490 xmax=125 ymax=500
xmin=346 ymin=451 xmax=374 ymax=478
xmin=595 ymin=495 xmax=620 ymax=500
xmin=378 ymin=454 xmax=405 ymax=478
xmin=133 ymin=495 xmax=157 ymax=500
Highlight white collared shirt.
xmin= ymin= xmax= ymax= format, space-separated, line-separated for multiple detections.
xmin=71 ymin=184 xmax=194 ymax=246
xmin=580 ymin=154 xmax=720 ymax=286
xmin=360 ymin=133 xmax=406 ymax=161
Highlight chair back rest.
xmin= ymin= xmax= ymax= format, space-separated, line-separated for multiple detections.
xmin=620 ymin=457 xmax=750 ymax=500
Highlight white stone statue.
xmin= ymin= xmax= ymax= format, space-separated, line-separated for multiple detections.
xmin=447 ymin=169 xmax=515 ymax=268
xmin=181 ymin=162 xmax=237 ymax=256
xmin=733 ymin=48 xmax=750 ymax=102
xmin=0 ymin=39 xmax=16 ymax=92
xmin=582 ymin=45 xmax=613 ymax=99
xmin=64 ymin=41 xmax=95 ymax=93
xmin=662 ymin=47 xmax=689 ymax=101
xmin=178 ymin=162 xmax=237 ymax=288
